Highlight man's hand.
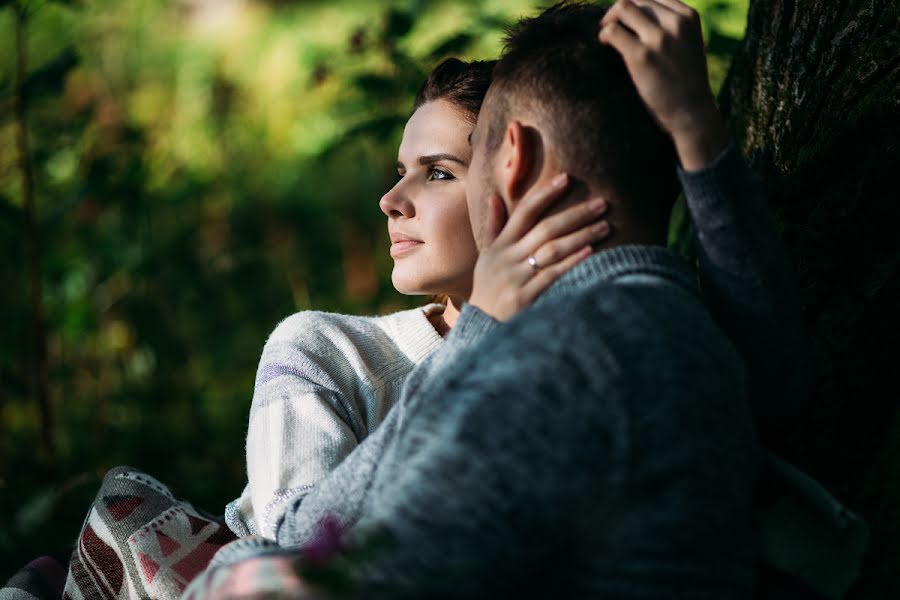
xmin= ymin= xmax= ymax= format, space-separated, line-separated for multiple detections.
xmin=598 ymin=0 xmax=730 ymax=171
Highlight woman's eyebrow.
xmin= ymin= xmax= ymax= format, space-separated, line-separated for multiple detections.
xmin=418 ymin=153 xmax=468 ymax=167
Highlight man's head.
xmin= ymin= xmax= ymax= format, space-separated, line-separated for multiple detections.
xmin=466 ymin=1 xmax=680 ymax=249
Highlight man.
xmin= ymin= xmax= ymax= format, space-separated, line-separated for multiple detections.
xmin=184 ymin=1 xmax=811 ymax=598
xmin=340 ymin=2 xmax=762 ymax=597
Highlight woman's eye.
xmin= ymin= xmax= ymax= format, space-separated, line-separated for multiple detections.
xmin=427 ymin=167 xmax=455 ymax=181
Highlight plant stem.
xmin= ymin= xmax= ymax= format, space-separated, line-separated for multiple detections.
xmin=14 ymin=2 xmax=54 ymax=465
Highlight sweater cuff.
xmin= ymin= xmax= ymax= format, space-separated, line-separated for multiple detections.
xmin=675 ymin=137 xmax=761 ymax=213
xmin=446 ymin=304 xmax=500 ymax=348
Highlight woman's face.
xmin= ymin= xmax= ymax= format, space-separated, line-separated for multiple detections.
xmin=380 ymin=99 xmax=479 ymax=299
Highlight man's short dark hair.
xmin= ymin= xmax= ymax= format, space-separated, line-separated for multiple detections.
xmin=487 ymin=1 xmax=680 ymax=226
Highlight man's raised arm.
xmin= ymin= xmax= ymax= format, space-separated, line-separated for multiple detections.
xmin=600 ymin=0 xmax=812 ymax=443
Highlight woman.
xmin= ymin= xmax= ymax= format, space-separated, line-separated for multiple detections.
xmin=42 ymin=58 xmax=612 ymax=600
xmin=225 ymin=58 xmax=612 ymax=541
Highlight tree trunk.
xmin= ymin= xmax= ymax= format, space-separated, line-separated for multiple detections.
xmin=719 ymin=1 xmax=900 ymax=596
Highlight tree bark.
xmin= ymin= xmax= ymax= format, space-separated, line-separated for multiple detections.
xmin=14 ymin=2 xmax=54 ymax=465
xmin=719 ymin=1 xmax=900 ymax=596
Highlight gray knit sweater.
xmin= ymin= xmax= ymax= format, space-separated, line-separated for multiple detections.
xmin=348 ymin=245 xmax=761 ymax=598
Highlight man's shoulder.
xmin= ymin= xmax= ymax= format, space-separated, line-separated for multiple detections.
xmin=506 ymin=276 xmax=707 ymax=341
xmin=478 ymin=276 xmax=743 ymax=386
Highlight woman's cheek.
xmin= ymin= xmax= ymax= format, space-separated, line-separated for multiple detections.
xmin=444 ymin=195 xmax=478 ymax=268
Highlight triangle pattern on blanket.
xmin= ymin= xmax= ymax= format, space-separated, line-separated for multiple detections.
xmin=138 ymin=552 xmax=160 ymax=585
xmin=155 ymin=530 xmax=180 ymax=557
xmin=103 ymin=495 xmax=144 ymax=521
xmin=172 ymin=541 xmax=221 ymax=582
xmin=187 ymin=513 xmax=210 ymax=536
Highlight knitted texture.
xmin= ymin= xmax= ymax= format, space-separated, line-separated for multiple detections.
xmin=344 ymin=247 xmax=761 ymax=598
xmin=226 ymin=305 xmax=445 ymax=539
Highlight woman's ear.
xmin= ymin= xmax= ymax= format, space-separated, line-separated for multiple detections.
xmin=498 ymin=120 xmax=537 ymax=205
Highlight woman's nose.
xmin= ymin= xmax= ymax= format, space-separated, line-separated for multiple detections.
xmin=379 ymin=181 xmax=415 ymax=219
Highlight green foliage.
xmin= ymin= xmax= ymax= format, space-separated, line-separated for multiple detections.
xmin=0 ymin=0 xmax=747 ymax=575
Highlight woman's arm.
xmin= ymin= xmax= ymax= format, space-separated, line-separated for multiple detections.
xmin=235 ymin=311 xmax=377 ymax=540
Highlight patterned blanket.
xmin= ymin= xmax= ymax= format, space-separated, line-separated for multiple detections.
xmin=1 ymin=467 xmax=238 ymax=600
xmin=1 ymin=456 xmax=870 ymax=600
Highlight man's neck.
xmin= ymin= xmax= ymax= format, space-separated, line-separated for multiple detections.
xmin=522 ymin=178 xmax=667 ymax=248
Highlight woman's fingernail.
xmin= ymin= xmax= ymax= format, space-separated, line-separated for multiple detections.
xmin=552 ymin=173 xmax=568 ymax=188
xmin=594 ymin=221 xmax=610 ymax=234
xmin=590 ymin=198 xmax=606 ymax=212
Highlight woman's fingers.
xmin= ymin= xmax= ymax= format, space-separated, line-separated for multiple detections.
xmin=519 ymin=246 xmax=593 ymax=306
xmin=495 ymin=173 xmax=570 ymax=244
xmin=517 ymin=196 xmax=608 ymax=258
xmin=530 ymin=218 xmax=611 ymax=269
xmin=482 ymin=193 xmax=509 ymax=247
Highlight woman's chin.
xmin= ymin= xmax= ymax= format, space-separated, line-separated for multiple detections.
xmin=391 ymin=268 xmax=439 ymax=297
xmin=391 ymin=274 xmax=428 ymax=296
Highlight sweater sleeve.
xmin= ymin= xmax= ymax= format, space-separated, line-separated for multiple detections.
xmin=677 ymin=139 xmax=812 ymax=445
xmin=271 ymin=304 xmax=499 ymax=547
xmin=236 ymin=312 xmax=369 ymax=540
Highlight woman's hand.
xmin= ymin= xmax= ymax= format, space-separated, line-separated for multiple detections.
xmin=468 ymin=174 xmax=611 ymax=321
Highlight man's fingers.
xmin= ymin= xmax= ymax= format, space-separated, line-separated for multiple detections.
xmin=517 ymin=197 xmax=608 ymax=257
xmin=641 ymin=0 xmax=696 ymax=18
xmin=598 ymin=19 xmax=643 ymax=60
xmin=498 ymin=173 xmax=570 ymax=243
xmin=520 ymin=246 xmax=593 ymax=303
xmin=629 ymin=0 xmax=684 ymax=31
xmin=609 ymin=0 xmax=665 ymax=48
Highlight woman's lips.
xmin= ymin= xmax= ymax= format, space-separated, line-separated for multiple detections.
xmin=390 ymin=240 xmax=423 ymax=257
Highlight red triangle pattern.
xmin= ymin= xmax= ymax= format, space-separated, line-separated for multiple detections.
xmin=172 ymin=542 xmax=220 ymax=582
xmin=155 ymin=530 xmax=180 ymax=557
xmin=138 ymin=553 xmax=160 ymax=585
xmin=104 ymin=496 xmax=144 ymax=522
xmin=187 ymin=514 xmax=210 ymax=536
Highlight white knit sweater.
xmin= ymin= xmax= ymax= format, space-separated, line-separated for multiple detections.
xmin=225 ymin=304 xmax=446 ymax=539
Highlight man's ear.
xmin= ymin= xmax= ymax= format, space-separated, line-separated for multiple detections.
xmin=498 ymin=120 xmax=536 ymax=205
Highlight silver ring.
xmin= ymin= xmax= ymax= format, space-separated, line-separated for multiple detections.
xmin=527 ymin=254 xmax=540 ymax=270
